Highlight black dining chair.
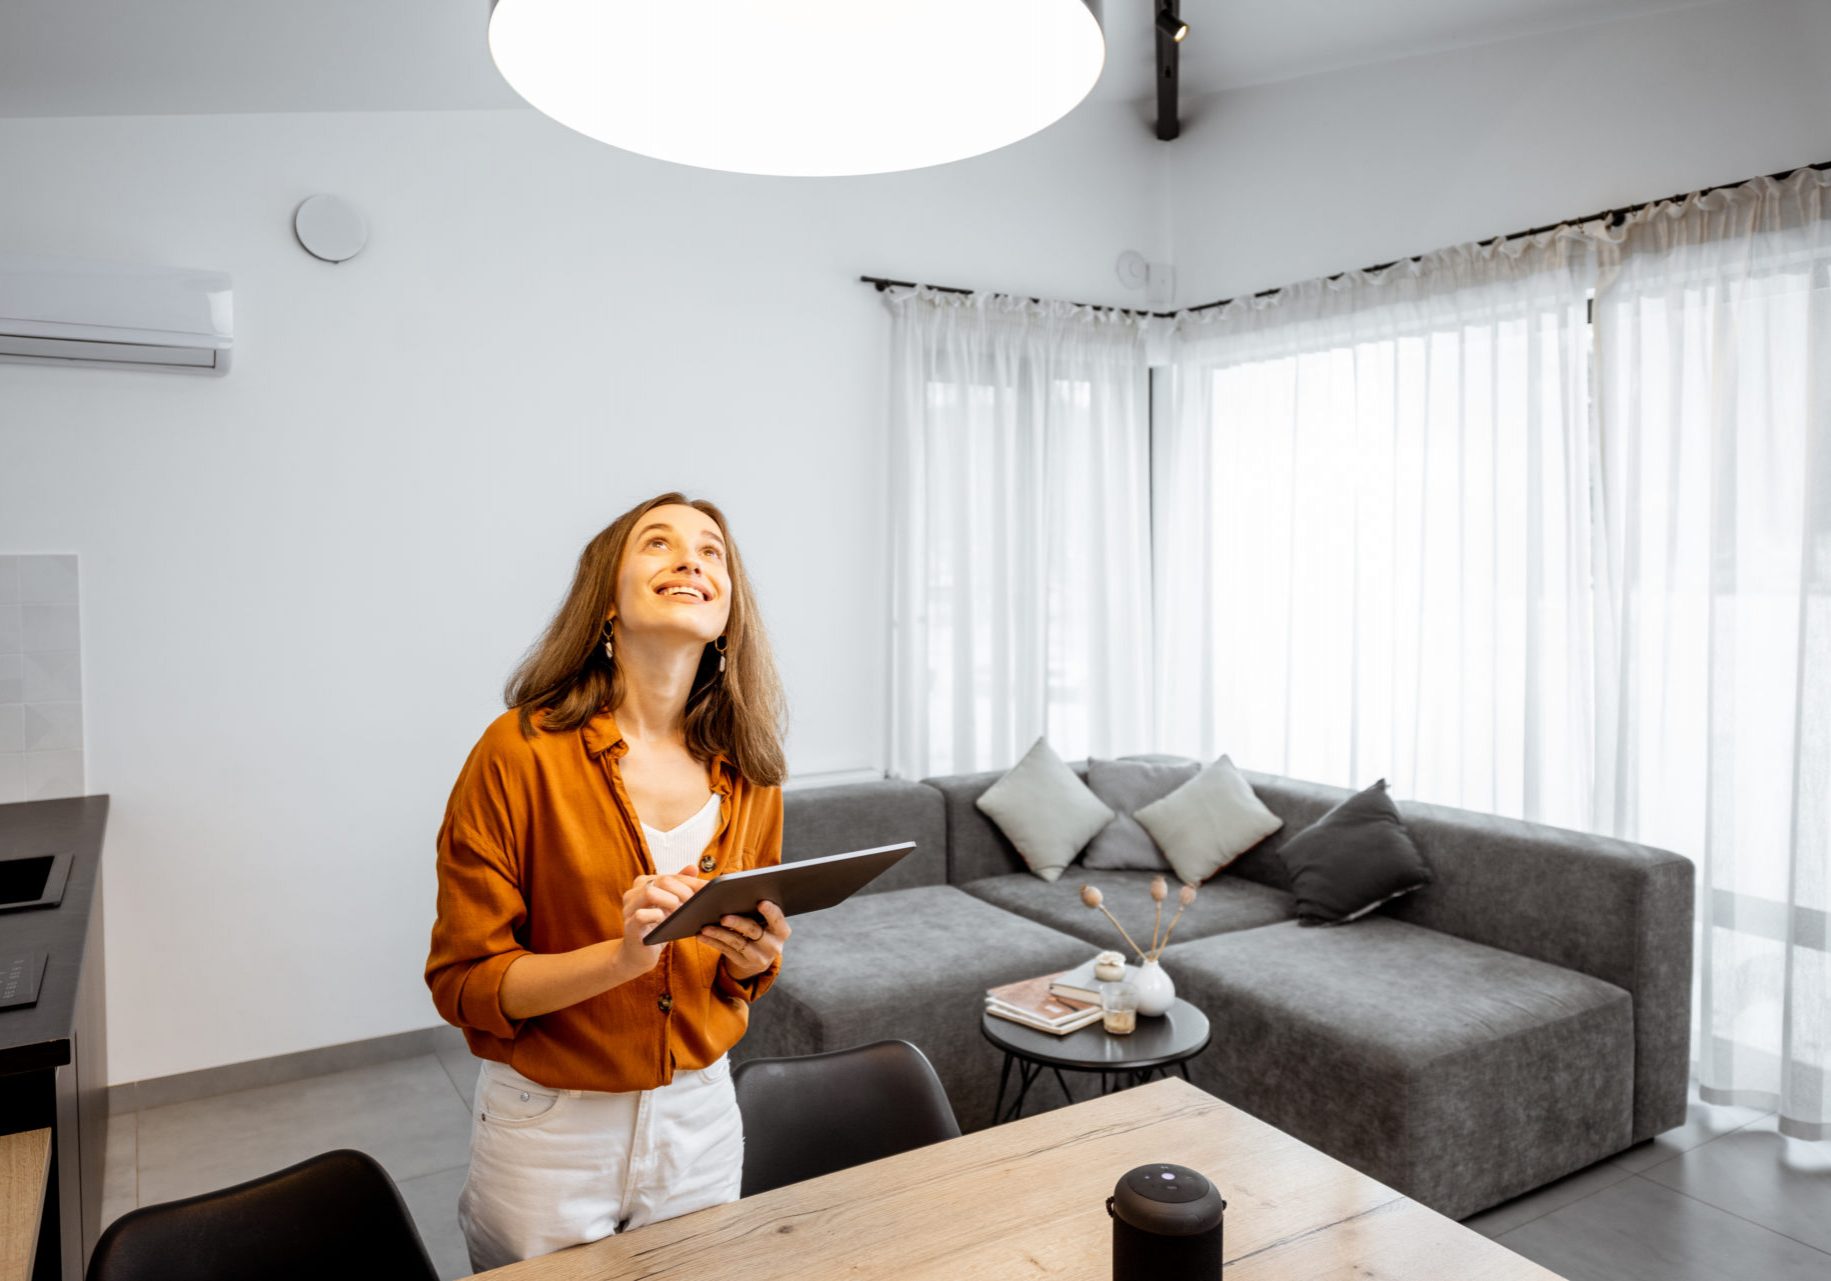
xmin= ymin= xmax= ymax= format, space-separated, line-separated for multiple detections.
xmin=732 ymin=1039 xmax=962 ymax=1197
xmin=86 ymin=1147 xmax=439 ymax=1281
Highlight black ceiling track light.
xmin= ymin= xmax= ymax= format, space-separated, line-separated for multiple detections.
xmin=1155 ymin=5 xmax=1188 ymax=141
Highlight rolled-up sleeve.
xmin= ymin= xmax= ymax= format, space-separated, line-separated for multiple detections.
xmin=716 ymin=953 xmax=782 ymax=1004
xmin=426 ymin=766 xmax=532 ymax=1040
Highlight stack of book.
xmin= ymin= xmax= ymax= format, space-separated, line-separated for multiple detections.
xmin=984 ymin=971 xmax=1101 ymax=1035
xmin=1045 ymin=957 xmax=1110 ymax=1005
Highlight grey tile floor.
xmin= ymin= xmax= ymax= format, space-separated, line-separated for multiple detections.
xmin=1461 ymin=1086 xmax=1831 ymax=1280
xmin=102 ymin=1042 xmax=482 ymax=1281
xmin=99 ymin=1056 xmax=1829 ymax=1281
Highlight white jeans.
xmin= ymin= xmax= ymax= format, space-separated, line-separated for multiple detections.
xmin=457 ymin=1055 xmax=745 ymax=1273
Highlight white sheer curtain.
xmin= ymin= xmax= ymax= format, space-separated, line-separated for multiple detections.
xmin=1155 ymin=237 xmax=1599 ymax=827
xmin=884 ymin=286 xmax=1155 ymax=780
xmin=1592 ymin=168 xmax=1831 ymax=1139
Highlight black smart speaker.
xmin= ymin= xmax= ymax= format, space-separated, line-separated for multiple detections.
xmin=1107 ymin=1162 xmax=1225 ymax=1280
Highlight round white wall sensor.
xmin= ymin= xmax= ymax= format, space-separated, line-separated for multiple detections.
xmin=293 ymin=195 xmax=368 ymax=263
xmin=1116 ymin=250 xmax=1149 ymax=290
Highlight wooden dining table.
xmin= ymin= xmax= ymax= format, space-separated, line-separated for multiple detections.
xmin=465 ymin=1076 xmax=1564 ymax=1280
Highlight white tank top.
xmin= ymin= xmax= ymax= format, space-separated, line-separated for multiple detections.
xmin=640 ymin=791 xmax=722 ymax=871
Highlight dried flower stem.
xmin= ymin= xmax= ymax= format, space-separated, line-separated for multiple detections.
xmin=1094 ymin=904 xmax=1148 ymax=962
xmin=1150 ymin=901 xmax=1164 ymax=954
xmin=1149 ymin=906 xmax=1190 ymax=962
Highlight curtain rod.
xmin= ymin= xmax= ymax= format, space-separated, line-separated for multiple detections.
xmin=862 ymin=158 xmax=1831 ymax=319
xmin=856 ymin=275 xmax=1162 ymax=318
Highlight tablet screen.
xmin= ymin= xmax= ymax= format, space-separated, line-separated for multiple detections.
xmin=641 ymin=842 xmax=914 ymax=945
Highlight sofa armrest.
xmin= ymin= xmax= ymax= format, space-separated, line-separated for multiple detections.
xmin=1239 ymin=770 xmax=1693 ymax=1142
xmin=1384 ymin=799 xmax=1694 ymax=1143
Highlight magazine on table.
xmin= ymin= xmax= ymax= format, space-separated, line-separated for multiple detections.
xmin=985 ymin=971 xmax=1100 ymax=1035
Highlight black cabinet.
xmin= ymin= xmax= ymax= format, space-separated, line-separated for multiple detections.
xmin=0 ymin=796 xmax=109 ymax=1281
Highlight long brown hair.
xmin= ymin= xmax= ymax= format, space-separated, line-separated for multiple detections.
xmin=505 ymin=492 xmax=789 ymax=787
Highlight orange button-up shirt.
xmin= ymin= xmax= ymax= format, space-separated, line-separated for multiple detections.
xmin=425 ymin=705 xmax=783 ymax=1093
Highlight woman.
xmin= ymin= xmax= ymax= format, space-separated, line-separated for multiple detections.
xmin=425 ymin=492 xmax=792 ymax=1272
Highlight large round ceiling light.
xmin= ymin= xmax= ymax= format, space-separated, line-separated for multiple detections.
xmin=487 ymin=0 xmax=1106 ymax=177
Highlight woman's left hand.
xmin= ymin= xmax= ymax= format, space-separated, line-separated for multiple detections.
xmin=699 ymin=899 xmax=790 ymax=982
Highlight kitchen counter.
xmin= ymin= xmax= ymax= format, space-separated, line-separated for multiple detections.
xmin=0 ymin=795 xmax=109 ymax=1281
xmin=1 ymin=797 xmax=108 ymax=1074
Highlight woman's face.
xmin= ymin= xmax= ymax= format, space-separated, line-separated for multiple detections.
xmin=613 ymin=503 xmax=734 ymax=646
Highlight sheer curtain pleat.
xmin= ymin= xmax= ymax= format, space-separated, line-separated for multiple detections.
xmin=1156 ymin=237 xmax=1598 ymax=829
xmin=1593 ymin=167 xmax=1831 ymax=1138
xmin=884 ymin=287 xmax=1154 ymax=780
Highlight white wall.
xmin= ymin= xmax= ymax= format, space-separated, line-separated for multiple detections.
xmin=6 ymin=0 xmax=1823 ymax=1089
xmin=0 ymin=103 xmax=1165 ymax=1085
xmin=1165 ymin=0 xmax=1831 ymax=302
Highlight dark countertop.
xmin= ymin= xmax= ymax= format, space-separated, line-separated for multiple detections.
xmin=0 ymin=796 xmax=109 ymax=1077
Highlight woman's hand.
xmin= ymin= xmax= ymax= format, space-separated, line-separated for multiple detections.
xmin=700 ymin=899 xmax=791 ymax=982
xmin=619 ymin=865 xmax=706 ymax=978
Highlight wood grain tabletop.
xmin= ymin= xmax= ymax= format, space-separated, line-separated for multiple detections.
xmin=466 ymin=1077 xmax=1565 ymax=1280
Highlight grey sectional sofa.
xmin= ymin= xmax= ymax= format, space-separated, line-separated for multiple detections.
xmin=737 ymin=755 xmax=1694 ymax=1221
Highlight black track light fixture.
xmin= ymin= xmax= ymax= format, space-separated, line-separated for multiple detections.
xmin=1154 ymin=5 xmax=1186 ymax=141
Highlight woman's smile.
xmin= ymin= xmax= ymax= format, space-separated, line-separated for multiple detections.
xmin=655 ymin=581 xmax=712 ymax=602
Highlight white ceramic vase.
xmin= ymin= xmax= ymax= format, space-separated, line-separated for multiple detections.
xmin=1130 ymin=958 xmax=1175 ymax=1017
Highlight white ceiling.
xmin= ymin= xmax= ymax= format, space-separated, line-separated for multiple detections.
xmin=0 ymin=0 xmax=1723 ymax=119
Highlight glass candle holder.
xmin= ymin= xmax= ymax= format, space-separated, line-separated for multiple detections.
xmin=1101 ymin=981 xmax=1139 ymax=1036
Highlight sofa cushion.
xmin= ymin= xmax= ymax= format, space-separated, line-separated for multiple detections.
xmin=973 ymin=737 xmax=1114 ymax=882
xmin=1162 ymin=917 xmax=1634 ymax=1220
xmin=735 ymin=885 xmax=1094 ymax=1130
xmin=928 ymin=753 xmax=1196 ymax=885
xmin=1080 ymin=758 xmax=1197 ymax=872
xmin=960 ymin=869 xmax=1295 ymax=951
xmin=1135 ymin=755 xmax=1285 ymax=886
xmin=784 ymin=777 xmax=946 ymax=892
xmin=1198 ymin=770 xmax=1345 ymax=890
xmin=1275 ymin=778 xmax=1431 ymax=924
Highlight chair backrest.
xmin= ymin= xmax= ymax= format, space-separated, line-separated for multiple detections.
xmin=86 ymin=1148 xmax=439 ymax=1281
xmin=733 ymin=1040 xmax=962 ymax=1197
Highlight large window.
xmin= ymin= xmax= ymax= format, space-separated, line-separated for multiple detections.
xmin=1592 ymin=197 xmax=1831 ymax=1132
xmin=1153 ymin=244 xmax=1598 ymax=828
xmin=885 ymin=290 xmax=1153 ymax=780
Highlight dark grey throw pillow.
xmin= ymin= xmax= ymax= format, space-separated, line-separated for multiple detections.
xmin=1080 ymin=758 xmax=1199 ymax=871
xmin=1276 ymin=779 xmax=1431 ymax=925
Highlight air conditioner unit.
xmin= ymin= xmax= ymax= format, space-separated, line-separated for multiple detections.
xmin=0 ymin=254 xmax=233 ymax=374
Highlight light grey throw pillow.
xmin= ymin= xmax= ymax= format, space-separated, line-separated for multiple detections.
xmin=1080 ymin=758 xmax=1201 ymax=871
xmin=1134 ymin=754 xmax=1283 ymax=886
xmin=974 ymin=737 xmax=1115 ymax=882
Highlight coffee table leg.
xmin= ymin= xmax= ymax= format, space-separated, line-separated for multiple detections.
xmin=1006 ymin=1059 xmax=1046 ymax=1122
xmin=991 ymin=1053 xmax=1014 ymax=1126
xmin=1177 ymin=1061 xmax=1191 ymax=1082
xmin=1051 ymin=1067 xmax=1074 ymax=1106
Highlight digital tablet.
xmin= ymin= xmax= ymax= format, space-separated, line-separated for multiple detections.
xmin=640 ymin=842 xmax=915 ymax=946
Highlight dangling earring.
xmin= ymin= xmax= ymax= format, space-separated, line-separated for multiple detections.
xmin=601 ymin=617 xmax=615 ymax=662
xmin=715 ymin=634 xmax=728 ymax=674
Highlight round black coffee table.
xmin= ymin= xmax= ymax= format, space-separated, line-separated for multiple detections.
xmin=981 ymin=998 xmax=1211 ymax=1124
